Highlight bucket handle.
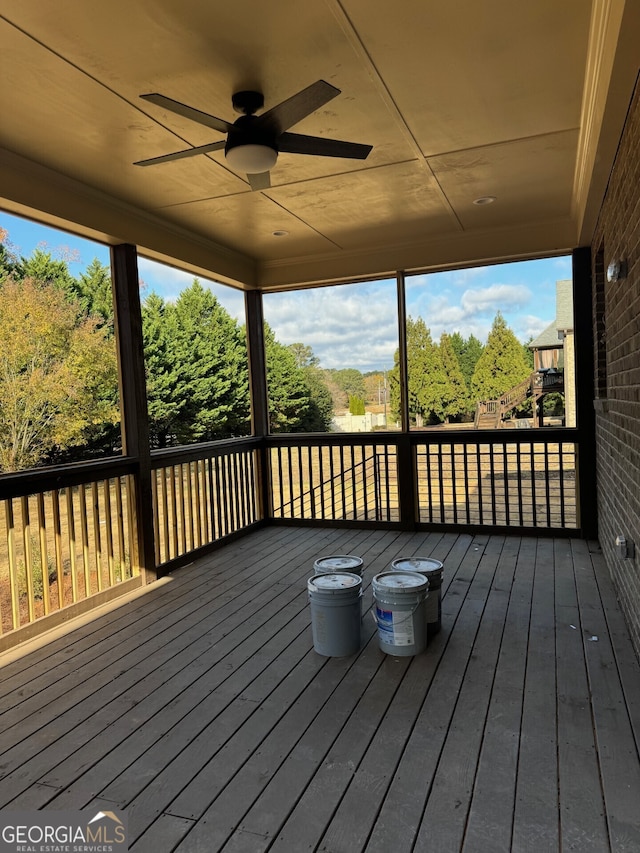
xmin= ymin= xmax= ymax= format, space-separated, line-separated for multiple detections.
xmin=371 ymin=602 xmax=422 ymax=628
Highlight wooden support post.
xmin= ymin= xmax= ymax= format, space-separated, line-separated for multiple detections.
xmin=245 ymin=289 xmax=270 ymax=521
xmin=396 ymin=272 xmax=417 ymax=529
xmin=572 ymin=246 xmax=598 ymax=539
xmin=110 ymin=244 xmax=157 ymax=582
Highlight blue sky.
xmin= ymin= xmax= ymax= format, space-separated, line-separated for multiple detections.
xmin=1 ymin=209 xmax=571 ymax=373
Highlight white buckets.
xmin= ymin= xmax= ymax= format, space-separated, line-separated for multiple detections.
xmin=372 ymin=571 xmax=429 ymax=656
xmin=313 ymin=554 xmax=364 ymax=576
xmin=391 ymin=557 xmax=444 ymax=637
xmin=307 ymin=572 xmax=363 ymax=657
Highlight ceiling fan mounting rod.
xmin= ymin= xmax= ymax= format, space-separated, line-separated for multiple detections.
xmin=232 ymin=90 xmax=264 ymax=115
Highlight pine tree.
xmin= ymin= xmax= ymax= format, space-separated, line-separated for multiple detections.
xmin=170 ymin=281 xmax=250 ymax=442
xmin=405 ymin=317 xmax=449 ymax=425
xmin=265 ymin=324 xmax=312 ymax=432
xmin=471 ymin=312 xmax=531 ymax=402
xmin=439 ymin=333 xmax=470 ymax=422
xmin=74 ymin=258 xmax=114 ymax=326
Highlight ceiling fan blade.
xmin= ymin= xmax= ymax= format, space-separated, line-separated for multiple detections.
xmin=140 ymin=93 xmax=233 ymax=134
xmin=257 ymin=80 xmax=340 ymax=134
xmin=248 ymin=171 xmax=271 ymax=191
xmin=278 ymin=132 xmax=372 ymax=160
xmin=134 ymin=140 xmax=226 ymax=166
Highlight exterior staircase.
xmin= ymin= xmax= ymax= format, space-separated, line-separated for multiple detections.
xmin=474 ymin=374 xmax=534 ymax=429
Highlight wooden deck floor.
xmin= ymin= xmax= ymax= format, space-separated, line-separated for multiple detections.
xmin=1 ymin=526 xmax=640 ymax=852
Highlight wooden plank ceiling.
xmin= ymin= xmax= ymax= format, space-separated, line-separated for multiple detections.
xmin=0 ymin=0 xmax=638 ymax=289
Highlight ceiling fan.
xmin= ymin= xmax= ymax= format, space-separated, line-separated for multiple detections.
xmin=134 ymin=79 xmax=372 ymax=190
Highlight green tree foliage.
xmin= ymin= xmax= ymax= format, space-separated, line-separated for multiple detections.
xmin=288 ymin=342 xmax=319 ymax=369
xmin=285 ymin=343 xmax=334 ymax=430
xmin=13 ymin=247 xmax=77 ymax=296
xmin=389 ymin=317 xmax=450 ymax=425
xmin=141 ymin=292 xmax=182 ymax=447
xmin=349 ymin=395 xmax=366 ymax=415
xmin=72 ymin=258 xmax=114 ymax=326
xmin=0 ymin=277 xmax=119 ymax=471
xmin=439 ymin=333 xmax=470 ymax=422
xmin=0 ymin=228 xmax=17 ymax=280
xmin=451 ymin=331 xmax=484 ymax=392
xmin=331 ymin=368 xmax=365 ymax=409
xmin=142 ymin=282 xmax=251 ymax=446
xmin=522 ymin=338 xmax=535 ymax=371
xmin=471 ymin=312 xmax=531 ymax=402
xmin=406 ymin=317 xmax=449 ymax=424
xmin=265 ymin=325 xmax=312 ymax=433
xmin=297 ymin=366 xmax=334 ymax=432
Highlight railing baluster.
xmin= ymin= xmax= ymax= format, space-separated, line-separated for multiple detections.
xmin=51 ymin=489 xmax=64 ymax=610
xmin=37 ymin=493 xmax=50 ymax=616
xmin=5 ymin=499 xmax=20 ymax=630
xmin=66 ymin=487 xmax=79 ymax=603
xmin=21 ymin=496 xmax=35 ymax=623
xmin=115 ymin=476 xmax=127 ymax=579
xmin=91 ymin=482 xmax=102 ymax=592
xmin=103 ymin=479 xmax=115 ymax=586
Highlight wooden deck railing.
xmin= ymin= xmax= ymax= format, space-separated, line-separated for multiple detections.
xmin=150 ymin=438 xmax=261 ymax=566
xmin=266 ymin=429 xmax=578 ymax=532
xmin=0 ymin=429 xmax=580 ymax=643
xmin=267 ymin=437 xmax=399 ymax=523
xmin=0 ymin=458 xmax=138 ymax=639
xmin=414 ymin=432 xmax=577 ymax=528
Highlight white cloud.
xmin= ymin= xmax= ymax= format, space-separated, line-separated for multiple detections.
xmin=139 ymin=258 xmax=246 ymax=320
xmin=264 ymin=281 xmax=398 ymax=372
xmin=460 ymin=283 xmax=531 ymax=314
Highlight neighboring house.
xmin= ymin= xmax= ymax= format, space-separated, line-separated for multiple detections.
xmin=529 ymin=279 xmax=576 ymax=427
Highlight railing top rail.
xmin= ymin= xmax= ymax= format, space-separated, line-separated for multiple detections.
xmin=151 ymin=435 xmax=262 ymax=468
xmin=0 ymin=456 xmax=137 ymax=501
xmin=267 ymin=427 xmax=576 ymax=447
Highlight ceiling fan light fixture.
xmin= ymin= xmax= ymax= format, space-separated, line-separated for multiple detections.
xmin=225 ymin=143 xmax=278 ymax=174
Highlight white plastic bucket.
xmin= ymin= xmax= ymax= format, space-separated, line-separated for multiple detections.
xmin=313 ymin=554 xmax=364 ymax=576
xmin=307 ymin=572 xmax=363 ymax=657
xmin=372 ymin=571 xmax=429 ymax=656
xmin=391 ymin=557 xmax=444 ymax=637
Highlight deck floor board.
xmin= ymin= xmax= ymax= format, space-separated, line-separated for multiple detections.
xmin=1 ymin=526 xmax=639 ymax=852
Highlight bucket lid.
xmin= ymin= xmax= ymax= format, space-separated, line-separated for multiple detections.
xmin=308 ymin=572 xmax=362 ymax=593
xmin=314 ymin=554 xmax=363 ymax=572
xmin=391 ymin=557 xmax=443 ymax=576
xmin=373 ymin=571 xmax=429 ymax=593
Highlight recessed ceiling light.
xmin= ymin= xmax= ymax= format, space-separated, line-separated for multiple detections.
xmin=473 ymin=196 xmax=496 ymax=206
xmin=272 ymin=230 xmax=289 ymax=237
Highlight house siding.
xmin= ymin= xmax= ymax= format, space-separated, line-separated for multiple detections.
xmin=592 ymin=75 xmax=640 ymax=659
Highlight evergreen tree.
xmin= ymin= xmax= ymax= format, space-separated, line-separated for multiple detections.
xmin=406 ymin=317 xmax=449 ymax=424
xmin=286 ymin=343 xmax=334 ymax=430
xmin=349 ymin=395 xmax=366 ymax=415
xmin=13 ymin=247 xmax=77 ymax=296
xmin=170 ymin=281 xmax=250 ymax=443
xmin=265 ymin=324 xmax=312 ymax=432
xmin=298 ymin=366 xmax=334 ymax=431
xmin=142 ymin=292 xmax=183 ymax=447
xmin=438 ymin=333 xmax=470 ymax=422
xmin=471 ymin=312 xmax=531 ymax=402
xmin=451 ymin=332 xmax=484 ymax=392
xmin=142 ymin=282 xmax=251 ymax=446
xmin=73 ymin=258 xmax=114 ymax=326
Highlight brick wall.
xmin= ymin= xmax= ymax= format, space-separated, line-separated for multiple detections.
xmin=592 ymin=75 xmax=640 ymax=658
